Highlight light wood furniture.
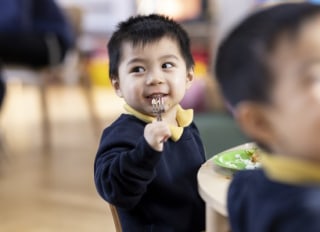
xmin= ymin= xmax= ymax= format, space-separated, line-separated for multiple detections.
xmin=109 ymin=204 xmax=122 ymax=232
xmin=197 ymin=142 xmax=255 ymax=232
xmin=197 ymin=157 xmax=231 ymax=232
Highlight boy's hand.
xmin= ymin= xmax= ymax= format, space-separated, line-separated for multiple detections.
xmin=144 ymin=121 xmax=171 ymax=151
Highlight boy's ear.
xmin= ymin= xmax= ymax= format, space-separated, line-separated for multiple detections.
xmin=111 ymin=77 xmax=123 ymax=98
xmin=234 ymin=102 xmax=274 ymax=146
xmin=186 ymin=68 xmax=194 ymax=89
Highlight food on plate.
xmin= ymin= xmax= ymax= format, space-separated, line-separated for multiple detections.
xmin=237 ymin=149 xmax=261 ymax=169
xmin=212 ymin=148 xmax=261 ymax=170
xmin=250 ymin=150 xmax=260 ymax=163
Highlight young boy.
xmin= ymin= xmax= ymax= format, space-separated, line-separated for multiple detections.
xmin=94 ymin=14 xmax=205 ymax=231
xmin=215 ymin=3 xmax=320 ymax=232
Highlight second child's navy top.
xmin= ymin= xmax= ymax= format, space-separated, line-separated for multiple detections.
xmin=228 ymin=169 xmax=320 ymax=232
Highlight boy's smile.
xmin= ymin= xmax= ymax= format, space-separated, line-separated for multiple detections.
xmin=113 ymin=36 xmax=193 ymax=124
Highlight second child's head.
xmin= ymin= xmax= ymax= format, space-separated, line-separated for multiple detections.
xmin=108 ymin=14 xmax=194 ymax=118
xmin=215 ymin=3 xmax=320 ymax=161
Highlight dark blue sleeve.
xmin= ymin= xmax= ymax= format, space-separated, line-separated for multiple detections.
xmin=94 ymin=120 xmax=162 ymax=209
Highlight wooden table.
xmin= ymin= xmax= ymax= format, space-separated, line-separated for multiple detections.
xmin=197 ymin=143 xmax=255 ymax=232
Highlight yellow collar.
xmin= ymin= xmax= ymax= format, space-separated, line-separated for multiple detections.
xmin=123 ymin=104 xmax=193 ymax=142
xmin=261 ymin=153 xmax=320 ymax=185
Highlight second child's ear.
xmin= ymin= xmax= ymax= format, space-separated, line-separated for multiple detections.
xmin=234 ymin=102 xmax=274 ymax=146
xmin=111 ymin=78 xmax=123 ymax=98
xmin=186 ymin=68 xmax=194 ymax=89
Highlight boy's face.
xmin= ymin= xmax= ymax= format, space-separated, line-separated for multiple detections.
xmin=112 ymin=36 xmax=193 ymax=121
xmin=243 ymin=16 xmax=320 ymax=161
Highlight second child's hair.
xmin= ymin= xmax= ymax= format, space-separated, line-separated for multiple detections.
xmin=107 ymin=14 xmax=194 ymax=80
xmin=215 ymin=3 xmax=320 ymax=108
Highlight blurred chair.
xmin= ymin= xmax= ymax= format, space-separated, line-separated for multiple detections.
xmin=2 ymin=5 xmax=84 ymax=150
xmin=3 ymin=35 xmax=64 ymax=149
xmin=109 ymin=204 xmax=122 ymax=232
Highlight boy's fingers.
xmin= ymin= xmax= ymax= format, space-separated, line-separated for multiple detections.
xmin=160 ymin=135 xmax=170 ymax=143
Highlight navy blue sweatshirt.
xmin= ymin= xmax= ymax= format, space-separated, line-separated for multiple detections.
xmin=228 ymin=169 xmax=320 ymax=232
xmin=94 ymin=114 xmax=205 ymax=232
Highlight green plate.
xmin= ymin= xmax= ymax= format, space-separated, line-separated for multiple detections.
xmin=212 ymin=149 xmax=260 ymax=170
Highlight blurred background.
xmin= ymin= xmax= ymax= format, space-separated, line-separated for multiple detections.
xmin=0 ymin=0 xmax=309 ymax=231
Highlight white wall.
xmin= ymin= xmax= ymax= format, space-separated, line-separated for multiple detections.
xmin=57 ymin=0 xmax=136 ymax=35
xmin=214 ymin=0 xmax=256 ymax=46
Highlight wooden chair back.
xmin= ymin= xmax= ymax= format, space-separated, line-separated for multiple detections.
xmin=109 ymin=204 xmax=122 ymax=232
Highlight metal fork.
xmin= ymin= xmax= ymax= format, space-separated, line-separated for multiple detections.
xmin=151 ymin=95 xmax=165 ymax=121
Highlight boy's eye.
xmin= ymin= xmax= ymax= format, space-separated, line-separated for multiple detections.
xmin=162 ymin=62 xmax=174 ymax=69
xmin=130 ymin=66 xmax=145 ymax=73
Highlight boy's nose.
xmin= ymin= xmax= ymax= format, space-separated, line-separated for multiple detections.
xmin=146 ymin=71 xmax=164 ymax=85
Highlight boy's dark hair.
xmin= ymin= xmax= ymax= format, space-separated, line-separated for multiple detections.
xmin=215 ymin=3 xmax=320 ymax=108
xmin=107 ymin=14 xmax=194 ymax=80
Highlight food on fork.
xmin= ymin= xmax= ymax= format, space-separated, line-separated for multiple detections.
xmin=151 ymin=95 xmax=165 ymax=121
